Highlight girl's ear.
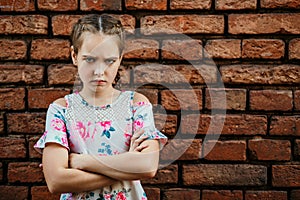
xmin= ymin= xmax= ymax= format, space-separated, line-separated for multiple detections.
xmin=70 ymin=46 xmax=78 ymax=66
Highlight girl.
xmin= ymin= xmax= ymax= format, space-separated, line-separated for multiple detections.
xmin=34 ymin=14 xmax=167 ymax=200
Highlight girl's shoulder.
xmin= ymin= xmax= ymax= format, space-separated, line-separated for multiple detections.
xmin=53 ymin=97 xmax=67 ymax=108
xmin=132 ymin=91 xmax=150 ymax=105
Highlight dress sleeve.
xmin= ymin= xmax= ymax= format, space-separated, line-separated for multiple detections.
xmin=34 ymin=103 xmax=70 ymax=153
xmin=132 ymin=102 xmax=168 ymax=149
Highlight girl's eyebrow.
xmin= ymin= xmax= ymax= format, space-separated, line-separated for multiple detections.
xmin=82 ymin=54 xmax=96 ymax=58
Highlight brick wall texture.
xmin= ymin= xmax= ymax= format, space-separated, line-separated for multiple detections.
xmin=1 ymin=0 xmax=300 ymax=199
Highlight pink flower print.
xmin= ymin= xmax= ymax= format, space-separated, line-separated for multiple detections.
xmin=134 ymin=118 xmax=144 ymax=131
xmin=104 ymin=193 xmax=112 ymax=200
xmin=98 ymin=121 xmax=115 ymax=139
xmin=51 ymin=118 xmax=66 ymax=132
xmin=116 ymin=192 xmax=127 ymax=200
xmin=75 ymin=121 xmax=90 ymax=140
xmin=61 ymin=135 xmax=68 ymax=146
xmin=124 ymin=133 xmax=132 ymax=147
xmin=100 ymin=121 xmax=111 ymax=130
xmin=142 ymin=197 xmax=147 ymax=200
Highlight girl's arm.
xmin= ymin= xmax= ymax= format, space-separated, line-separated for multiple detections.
xmin=43 ymin=143 xmax=117 ymax=194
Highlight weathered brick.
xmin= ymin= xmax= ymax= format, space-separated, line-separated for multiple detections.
xmin=181 ymin=114 xmax=267 ymax=135
xmin=0 ymin=163 xmax=2 ymax=181
xmin=202 ymin=190 xmax=243 ymax=200
xmin=0 ymin=88 xmax=25 ymax=110
xmin=135 ymin=89 xmax=158 ymax=104
xmin=0 ymin=137 xmax=26 ymax=158
xmin=142 ymin=164 xmax=178 ymax=184
xmin=143 ymin=187 xmax=160 ymax=200
xmin=202 ymin=140 xmax=246 ymax=161
xmin=31 ymin=39 xmax=70 ymax=60
xmin=0 ymin=15 xmax=48 ymax=35
xmin=261 ymin=0 xmax=300 ymax=8
xmin=80 ymin=0 xmax=121 ymax=11
xmin=0 ymin=39 xmax=27 ymax=60
xmin=245 ymin=191 xmax=287 ymax=200
xmin=289 ymin=38 xmax=300 ymax=60
xmin=242 ymin=39 xmax=285 ymax=59
xmin=118 ymin=15 xmax=136 ymax=34
xmin=183 ymin=164 xmax=267 ymax=186
xmin=28 ymin=136 xmax=42 ymax=159
xmin=216 ymin=0 xmax=256 ymax=10
xmin=0 ymin=0 xmax=35 ymax=12
xmin=0 ymin=65 xmax=44 ymax=84
xmin=205 ymin=39 xmax=241 ymax=59
xmin=161 ymin=139 xmax=201 ymax=161
xmin=0 ymin=186 xmax=28 ymax=200
xmin=31 ymin=186 xmax=60 ymax=200
xmin=270 ymin=116 xmax=300 ymax=136
xmin=170 ymin=0 xmax=211 ymax=9
xmin=154 ymin=114 xmax=177 ymax=136
xmin=124 ymin=39 xmax=159 ymax=60
xmin=141 ymin=15 xmax=224 ymax=35
xmin=229 ymin=14 xmax=300 ymax=34
xmin=221 ymin=64 xmax=300 ymax=85
xmin=126 ymin=0 xmax=167 ymax=10
xmin=38 ymin=0 xmax=78 ymax=11
xmin=7 ymin=113 xmax=46 ymax=134
xmin=162 ymin=188 xmax=200 ymax=200
xmin=250 ymin=90 xmax=293 ymax=111
xmin=162 ymin=39 xmax=202 ymax=60
xmin=0 ymin=113 xmax=4 ymax=133
xmin=272 ymin=165 xmax=300 ymax=187
xmin=48 ymin=64 xmax=77 ymax=85
xmin=52 ymin=15 xmax=81 ymax=36
xmin=134 ymin=64 xmax=217 ymax=85
xmin=161 ymin=89 xmax=202 ymax=111
xmin=291 ymin=190 xmax=300 ymax=200
xmin=205 ymin=88 xmax=246 ymax=110
xmin=294 ymin=140 xmax=300 ymax=160
xmin=28 ymin=88 xmax=71 ymax=109
xmin=248 ymin=139 xmax=291 ymax=161
xmin=8 ymin=162 xmax=44 ymax=183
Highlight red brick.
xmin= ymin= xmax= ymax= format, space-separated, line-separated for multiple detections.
xmin=160 ymin=139 xmax=201 ymax=161
xmin=134 ymin=64 xmax=217 ymax=85
xmin=248 ymin=139 xmax=291 ymax=161
xmin=294 ymin=140 xmax=300 ymax=160
xmin=250 ymin=90 xmax=293 ymax=111
xmin=221 ymin=64 xmax=300 ymax=85
xmin=216 ymin=0 xmax=256 ymax=10
xmin=124 ymin=39 xmax=159 ymax=60
xmin=163 ymin=188 xmax=200 ymax=200
xmin=0 ymin=39 xmax=27 ymax=60
xmin=272 ymin=165 xmax=300 ymax=187
xmin=183 ymin=164 xmax=267 ymax=186
xmin=202 ymin=190 xmax=243 ymax=200
xmin=261 ymin=0 xmax=300 ymax=8
xmin=0 ymin=0 xmax=35 ymax=11
xmin=0 ymin=88 xmax=25 ymax=110
xmin=0 ymin=163 xmax=2 ymax=180
xmin=38 ymin=0 xmax=78 ymax=11
xmin=245 ymin=191 xmax=287 ymax=200
xmin=202 ymin=140 xmax=246 ymax=161
xmin=161 ymin=89 xmax=202 ymax=111
xmin=170 ymin=0 xmax=211 ymax=9
xmin=289 ymin=38 xmax=300 ymax=59
xmin=205 ymin=39 xmax=241 ymax=59
xmin=31 ymin=39 xmax=70 ymax=60
xmin=135 ymin=89 xmax=158 ymax=104
xmin=0 ymin=15 xmax=48 ymax=35
xmin=141 ymin=15 xmax=224 ymax=35
xmin=181 ymin=114 xmax=267 ymax=135
xmin=229 ymin=14 xmax=300 ymax=34
xmin=270 ymin=116 xmax=300 ymax=136
xmin=28 ymin=136 xmax=42 ymax=159
xmin=242 ymin=39 xmax=285 ymax=59
xmin=154 ymin=114 xmax=177 ymax=135
xmin=142 ymin=164 xmax=178 ymax=184
xmin=0 ymin=186 xmax=28 ymax=200
xmin=162 ymin=39 xmax=202 ymax=60
xmin=291 ymin=190 xmax=300 ymax=200
xmin=7 ymin=113 xmax=46 ymax=134
xmin=8 ymin=162 xmax=44 ymax=183
xmin=48 ymin=64 xmax=77 ymax=85
xmin=0 ymin=65 xmax=44 ymax=84
xmin=31 ymin=186 xmax=60 ymax=200
xmin=28 ymin=88 xmax=71 ymax=109
xmin=0 ymin=113 xmax=4 ymax=133
xmin=295 ymin=90 xmax=300 ymax=110
xmin=126 ymin=0 xmax=167 ymax=10
xmin=0 ymin=137 xmax=26 ymax=158
xmin=80 ymin=0 xmax=121 ymax=11
xmin=144 ymin=187 xmax=160 ymax=200
xmin=118 ymin=15 xmax=136 ymax=34
xmin=205 ymin=88 xmax=246 ymax=110
xmin=52 ymin=15 xmax=81 ymax=36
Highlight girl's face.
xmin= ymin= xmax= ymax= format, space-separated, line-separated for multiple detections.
xmin=71 ymin=32 xmax=122 ymax=93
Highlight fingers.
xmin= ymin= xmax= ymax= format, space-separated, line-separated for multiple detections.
xmin=129 ymin=129 xmax=148 ymax=152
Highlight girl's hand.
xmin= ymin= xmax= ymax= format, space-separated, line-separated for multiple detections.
xmin=129 ymin=129 xmax=149 ymax=152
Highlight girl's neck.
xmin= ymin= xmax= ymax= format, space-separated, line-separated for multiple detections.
xmin=79 ymin=86 xmax=116 ymax=105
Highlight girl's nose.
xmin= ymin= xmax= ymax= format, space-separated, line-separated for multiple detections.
xmin=94 ymin=63 xmax=107 ymax=76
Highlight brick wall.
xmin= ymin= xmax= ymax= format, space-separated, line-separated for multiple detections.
xmin=1 ymin=0 xmax=300 ymax=199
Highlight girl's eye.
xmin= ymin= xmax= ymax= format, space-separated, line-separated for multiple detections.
xmin=85 ymin=57 xmax=95 ymax=63
xmin=106 ymin=59 xmax=116 ymax=65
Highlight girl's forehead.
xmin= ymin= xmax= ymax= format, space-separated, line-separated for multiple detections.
xmin=80 ymin=32 xmax=120 ymax=57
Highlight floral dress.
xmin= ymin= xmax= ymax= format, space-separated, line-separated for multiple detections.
xmin=34 ymin=91 xmax=168 ymax=200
